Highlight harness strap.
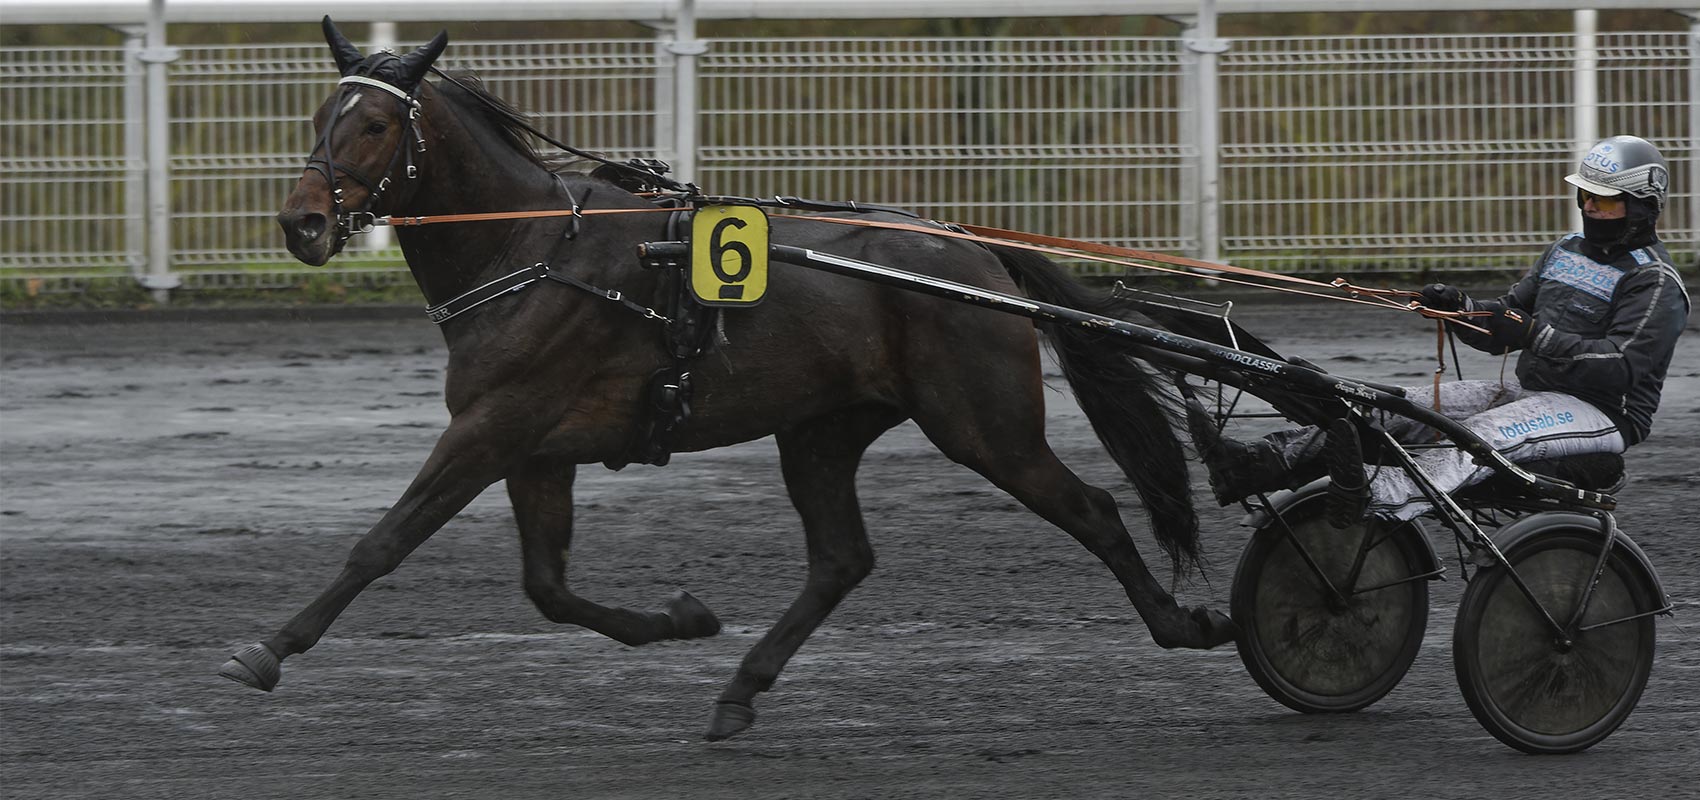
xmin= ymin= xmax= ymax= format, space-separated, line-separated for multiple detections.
xmin=424 ymin=265 xmax=544 ymax=324
xmin=385 ymin=206 xmax=677 ymax=226
xmin=338 ymin=75 xmax=421 ymax=107
xmin=424 ymin=263 xmax=667 ymax=326
xmin=541 ymin=267 xmax=668 ymax=321
xmin=694 ymin=194 xmax=922 ymax=219
xmin=307 ymin=158 xmax=380 ymax=193
xmin=1434 ymin=321 xmax=1446 ymax=413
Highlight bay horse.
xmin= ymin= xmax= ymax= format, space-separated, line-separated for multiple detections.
xmin=224 ymin=18 xmax=1236 ymax=741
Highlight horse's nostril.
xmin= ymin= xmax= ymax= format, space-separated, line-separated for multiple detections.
xmin=297 ymin=213 xmax=327 ymax=242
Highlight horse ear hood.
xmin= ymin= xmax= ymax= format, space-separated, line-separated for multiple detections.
xmin=397 ymin=31 xmax=450 ymax=90
xmin=322 ymin=16 xmax=365 ymax=76
xmin=323 ymin=16 xmax=446 ymax=92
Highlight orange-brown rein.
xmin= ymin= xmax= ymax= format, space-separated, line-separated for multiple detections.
xmin=777 ymin=214 xmax=1490 ymax=336
xmin=370 ymin=204 xmax=1489 ymax=336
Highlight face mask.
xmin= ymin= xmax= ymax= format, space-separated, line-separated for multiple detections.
xmin=1582 ymin=214 xmax=1629 ymax=247
xmin=1581 ymin=196 xmax=1657 ymax=256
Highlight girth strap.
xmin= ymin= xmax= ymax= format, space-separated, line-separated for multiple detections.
xmin=609 ymin=208 xmax=713 ymax=470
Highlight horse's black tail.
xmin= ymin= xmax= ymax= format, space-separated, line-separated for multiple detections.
xmin=989 ymin=245 xmax=1202 ymax=579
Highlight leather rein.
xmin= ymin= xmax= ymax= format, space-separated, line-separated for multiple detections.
xmin=362 ymin=197 xmax=1492 ymax=335
xmin=313 ymin=67 xmax=1488 ymax=338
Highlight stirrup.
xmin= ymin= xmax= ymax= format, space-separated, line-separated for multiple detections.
xmin=1324 ymin=418 xmax=1369 ymax=529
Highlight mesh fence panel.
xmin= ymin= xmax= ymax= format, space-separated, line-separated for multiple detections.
xmin=699 ymin=37 xmax=1186 ymax=255
xmin=0 ymin=47 xmax=135 ymax=274
xmin=1220 ymin=33 xmax=1693 ymax=270
xmin=0 ymin=32 xmax=1691 ymax=291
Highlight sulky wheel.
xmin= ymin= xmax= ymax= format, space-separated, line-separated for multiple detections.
xmin=1232 ymin=496 xmax=1431 ymax=713
xmin=1453 ymin=524 xmax=1658 ymax=754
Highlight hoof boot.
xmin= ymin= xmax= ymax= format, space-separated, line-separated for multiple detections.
xmin=1192 ymin=607 xmax=1241 ymax=648
xmin=704 ymin=701 xmax=756 ymax=741
xmin=665 ymin=590 xmax=722 ymax=640
xmin=219 ymin=643 xmax=281 ymax=692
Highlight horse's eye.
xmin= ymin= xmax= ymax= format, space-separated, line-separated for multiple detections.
xmin=366 ymin=121 xmax=388 ymax=136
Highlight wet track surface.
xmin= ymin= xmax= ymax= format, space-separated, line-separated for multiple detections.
xmin=2 ymin=299 xmax=1697 ymax=798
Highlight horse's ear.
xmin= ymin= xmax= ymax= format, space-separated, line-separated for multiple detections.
xmin=322 ymin=16 xmax=364 ymax=75
xmin=397 ymin=30 xmax=449 ymax=89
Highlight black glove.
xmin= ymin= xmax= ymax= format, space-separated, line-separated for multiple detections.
xmin=1419 ymin=283 xmax=1468 ymax=311
xmin=1483 ymin=306 xmax=1537 ymax=354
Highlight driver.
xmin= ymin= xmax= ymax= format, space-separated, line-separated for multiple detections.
xmin=1189 ymin=134 xmax=1690 ymax=522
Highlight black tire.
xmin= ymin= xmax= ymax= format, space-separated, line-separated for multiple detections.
xmin=1232 ymin=498 xmax=1431 ymax=713
xmin=1453 ymin=526 xmax=1657 ymax=754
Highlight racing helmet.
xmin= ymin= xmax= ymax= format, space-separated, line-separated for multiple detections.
xmin=1565 ymin=135 xmax=1670 ymax=214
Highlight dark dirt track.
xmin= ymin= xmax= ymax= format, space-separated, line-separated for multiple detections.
xmin=2 ymin=297 xmax=1697 ymax=799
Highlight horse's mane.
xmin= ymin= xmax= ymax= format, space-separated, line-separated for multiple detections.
xmin=433 ymin=71 xmax=591 ymax=173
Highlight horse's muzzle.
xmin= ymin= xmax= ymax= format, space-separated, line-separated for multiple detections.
xmin=278 ymin=208 xmax=336 ymax=266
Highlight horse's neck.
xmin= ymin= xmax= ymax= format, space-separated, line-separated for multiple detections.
xmin=391 ymin=99 xmax=562 ymax=306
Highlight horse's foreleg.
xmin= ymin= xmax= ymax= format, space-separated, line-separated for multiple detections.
xmin=508 ymin=453 xmax=720 ymax=645
xmin=219 ymin=421 xmax=510 ymax=692
xmin=705 ymin=406 xmax=902 ymax=742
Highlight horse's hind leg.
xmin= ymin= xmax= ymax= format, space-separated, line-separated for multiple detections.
xmin=507 ymin=453 xmax=720 ymax=644
xmin=914 ymin=407 xmax=1236 ymax=651
xmin=705 ymin=405 xmax=904 ymax=741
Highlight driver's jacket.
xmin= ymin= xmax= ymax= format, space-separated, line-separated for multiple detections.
xmin=1459 ymin=234 xmax=1689 ymax=445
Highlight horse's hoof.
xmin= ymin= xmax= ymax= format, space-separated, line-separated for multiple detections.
xmin=666 ymin=590 xmax=721 ymax=640
xmin=1192 ymin=607 xmax=1240 ymax=648
xmin=219 ymin=643 xmax=281 ymax=691
xmin=704 ymin=701 xmax=756 ymax=741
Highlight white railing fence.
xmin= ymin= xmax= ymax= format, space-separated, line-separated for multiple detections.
xmin=1 ymin=26 xmax=1695 ymax=300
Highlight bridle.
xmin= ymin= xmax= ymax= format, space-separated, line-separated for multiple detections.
xmin=301 ymin=54 xmax=428 ymax=247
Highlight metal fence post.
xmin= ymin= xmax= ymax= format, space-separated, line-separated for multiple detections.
xmin=648 ymin=21 xmax=678 ymax=171
xmin=668 ymin=0 xmax=704 ymax=184
xmin=1572 ymin=9 xmax=1598 ymax=234
xmin=1172 ymin=17 xmax=1199 ymax=259
xmin=1181 ymin=1 xmax=1227 ymax=268
xmin=1687 ymin=11 xmax=1699 ymax=258
xmin=137 ymin=0 xmax=179 ymax=300
xmin=118 ymin=26 xmax=147 ymax=283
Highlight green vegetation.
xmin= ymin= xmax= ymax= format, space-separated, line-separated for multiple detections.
xmin=0 ymin=265 xmax=421 ymax=311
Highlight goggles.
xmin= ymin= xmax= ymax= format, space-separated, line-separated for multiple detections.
xmin=1577 ymin=189 xmax=1626 ymax=213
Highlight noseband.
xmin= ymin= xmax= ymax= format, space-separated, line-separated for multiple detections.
xmin=302 ymin=55 xmax=427 ymax=245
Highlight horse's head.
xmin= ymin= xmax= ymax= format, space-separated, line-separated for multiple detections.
xmin=278 ymin=17 xmax=447 ymax=266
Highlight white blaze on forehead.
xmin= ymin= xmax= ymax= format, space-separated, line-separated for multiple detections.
xmin=340 ymin=93 xmax=362 ymax=115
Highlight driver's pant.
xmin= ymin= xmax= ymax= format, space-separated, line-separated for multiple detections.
xmin=1365 ymin=380 xmax=1624 ymax=520
xmin=1262 ymin=380 xmax=1625 ymax=521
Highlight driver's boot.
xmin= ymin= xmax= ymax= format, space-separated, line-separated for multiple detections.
xmin=1182 ymin=399 xmax=1294 ymax=506
xmin=1323 ymin=418 xmax=1371 ymax=529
